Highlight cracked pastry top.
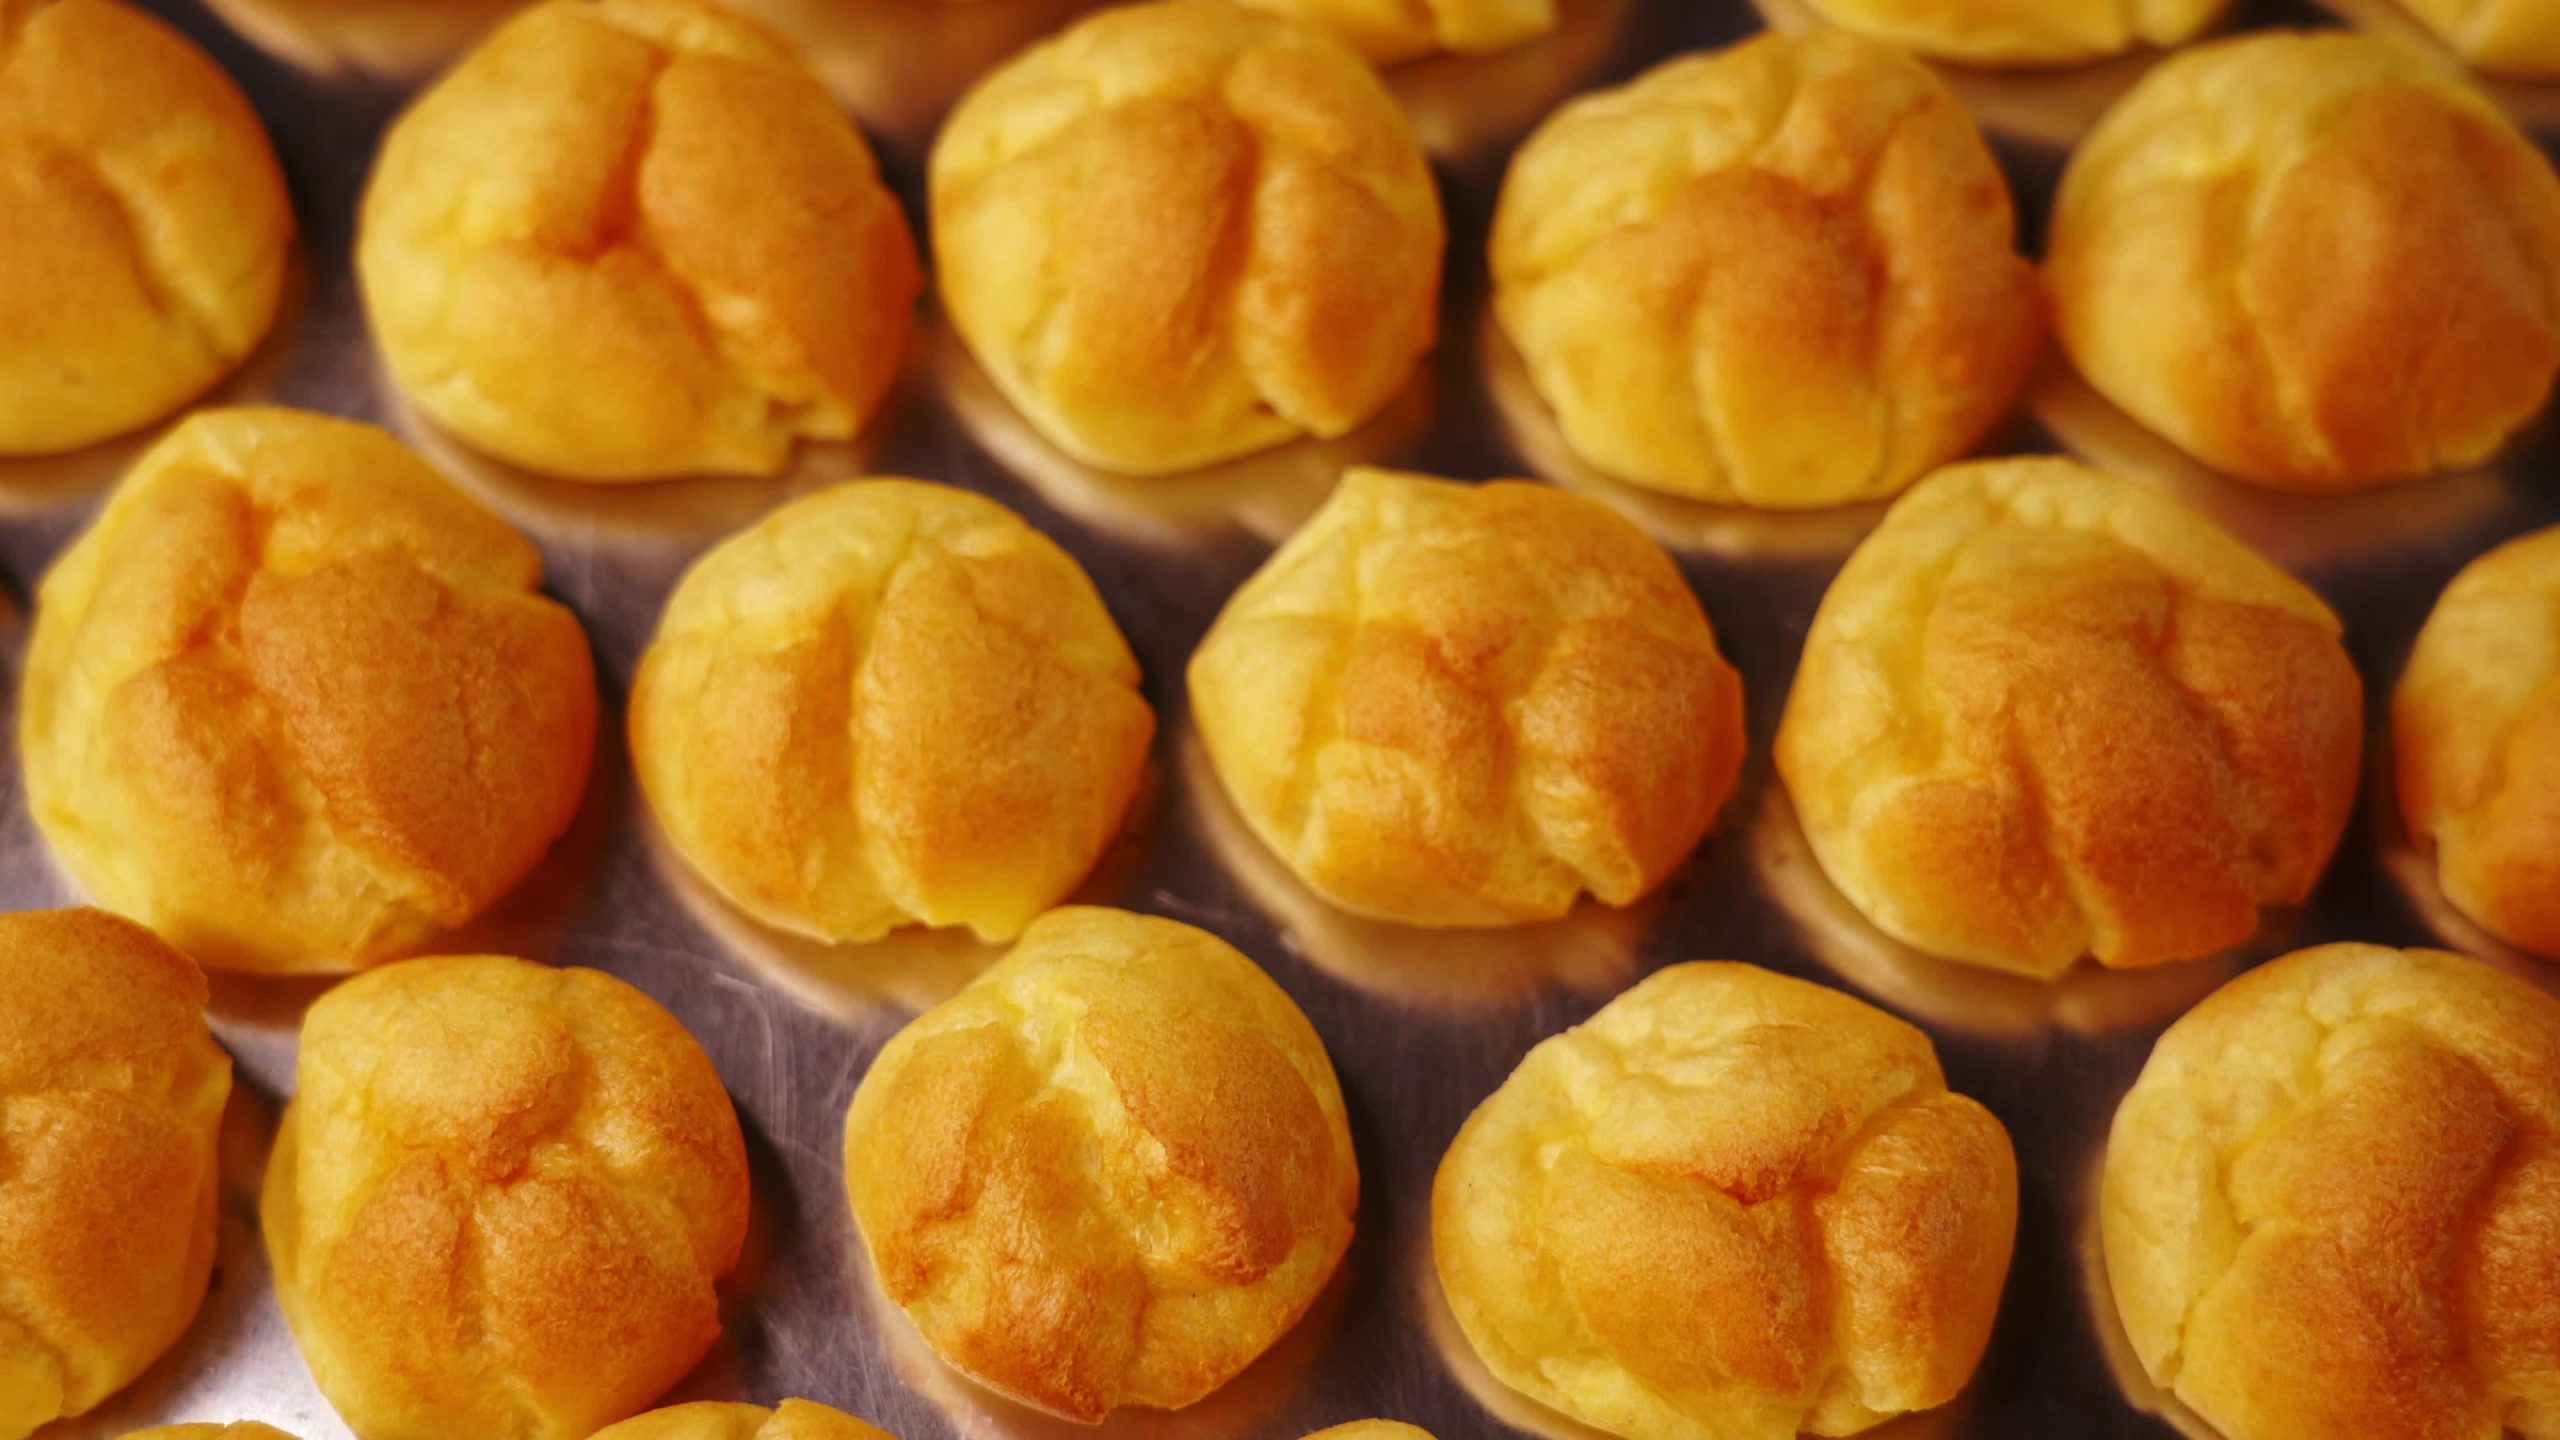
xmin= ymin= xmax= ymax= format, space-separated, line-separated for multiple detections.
xmin=2047 ymin=31 xmax=2560 ymax=491
xmin=0 ymin=0 xmax=292 ymax=456
xmin=1490 ymin=30 xmax=2044 ymax=509
xmin=2103 ymin=943 xmax=2560 ymax=1440
xmin=588 ymin=1400 xmax=897 ymax=1440
xmin=2396 ymin=526 xmax=2560 ymax=960
xmin=2397 ymin=0 xmax=2560 ymax=79
xmin=843 ymin=907 xmax=1357 ymax=1423
xmin=931 ymin=0 xmax=1443 ymax=476
xmin=1231 ymin=0 xmax=1555 ymax=64
xmin=357 ymin=0 xmax=921 ymax=481
xmin=0 ymin=910 xmax=231 ymax=1440
xmin=1776 ymin=456 xmax=2362 ymax=976
xmin=264 ymin=954 xmax=750 ymax=1440
xmin=630 ymin=479 xmax=1153 ymax=945
xmin=1189 ymin=467 xmax=1745 ymax=928
xmin=1794 ymin=0 xmax=2225 ymax=67
xmin=1433 ymin=961 xmax=2018 ymax=1440
xmin=19 ymin=407 xmax=597 ymax=975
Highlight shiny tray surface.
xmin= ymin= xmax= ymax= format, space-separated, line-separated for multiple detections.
xmin=11 ymin=0 xmax=2560 ymax=1435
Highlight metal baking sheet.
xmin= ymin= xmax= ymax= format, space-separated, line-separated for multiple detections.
xmin=10 ymin=0 xmax=2559 ymax=1435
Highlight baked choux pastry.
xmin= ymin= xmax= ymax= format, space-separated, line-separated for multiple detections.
xmin=844 ymin=907 xmax=1357 ymax=1422
xmin=1303 ymin=1425 xmax=1437 ymax=1439
xmin=1434 ymin=962 xmax=2018 ymax=1440
xmin=0 ymin=0 xmax=292 ymax=456
xmin=2395 ymin=526 xmax=2560 ymax=959
xmin=265 ymin=954 xmax=750 ymax=1440
xmin=1796 ymin=0 xmax=2224 ymax=67
xmin=589 ymin=1400 xmax=895 ymax=1440
xmin=2398 ymin=0 xmax=2560 ymax=79
xmin=1189 ymin=467 xmax=1745 ymax=928
xmin=932 ymin=0 xmax=1443 ymax=475
xmin=0 ymin=910 xmax=231 ymax=1440
xmin=631 ymin=480 xmax=1153 ymax=944
xmin=1776 ymin=456 xmax=2362 ymax=975
xmin=2104 ymin=943 xmax=2560 ymax=1440
xmin=2047 ymin=31 xmax=2560 ymax=491
xmin=117 ymin=1428 xmax=300 ymax=1440
xmin=359 ymin=0 xmax=921 ymax=480
xmin=1490 ymin=31 xmax=2043 ymax=508
xmin=20 ymin=407 xmax=596 ymax=975
xmin=1233 ymin=0 xmax=1553 ymax=62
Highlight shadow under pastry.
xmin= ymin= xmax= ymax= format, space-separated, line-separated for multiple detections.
xmin=1180 ymin=734 xmax=1644 ymax=1012
xmin=2310 ymin=0 xmax=2560 ymax=132
xmin=1478 ymin=308 xmax=1893 ymax=566
xmin=1409 ymin=1225 xmax=1972 ymax=1440
xmin=720 ymin=0 xmax=1100 ymax=154
xmin=375 ymin=346 xmax=906 ymax=559
xmin=856 ymin=1226 xmax=1352 ymax=1440
xmin=1746 ymin=0 xmax=2198 ymax=151
xmin=196 ymin=0 xmax=526 ymax=82
xmin=1386 ymin=0 xmax=1636 ymax=163
xmin=637 ymin=761 xmax=1160 ymax=1023
xmin=1751 ymin=786 xmax=2242 ymax=1039
xmin=0 ymin=250 xmax=312 ymax=519
xmin=932 ymin=313 xmax=1434 ymax=552
xmin=2073 ymin=1151 xmax=2223 ymax=1440
xmin=2027 ymin=360 xmax=2523 ymax=576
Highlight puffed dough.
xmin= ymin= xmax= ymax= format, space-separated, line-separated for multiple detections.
xmin=264 ymin=955 xmax=750 ymax=1440
xmin=844 ymin=907 xmax=1357 ymax=1422
xmin=1777 ymin=457 xmax=2362 ymax=975
xmin=1490 ymin=31 xmax=2043 ymax=508
xmin=1189 ymin=467 xmax=1745 ymax=927
xmin=1798 ymin=0 xmax=2225 ymax=66
xmin=1233 ymin=0 xmax=1554 ymax=62
xmin=359 ymin=0 xmax=921 ymax=480
xmin=2047 ymin=31 xmax=2560 ymax=490
xmin=0 ymin=0 xmax=292 ymax=455
xmin=2399 ymin=0 xmax=2560 ymax=78
xmin=588 ymin=1400 xmax=896 ymax=1440
xmin=1303 ymin=1426 xmax=1437 ymax=1440
xmin=2103 ymin=944 xmax=2560 ymax=1440
xmin=1434 ymin=962 xmax=2018 ymax=1440
xmin=0 ymin=911 xmax=231 ymax=1440
xmin=2396 ymin=526 xmax=2560 ymax=960
xmin=117 ymin=1428 xmax=301 ymax=1440
xmin=630 ymin=480 xmax=1153 ymax=944
xmin=20 ymin=407 xmax=597 ymax=974
xmin=932 ymin=1 xmax=1444 ymax=475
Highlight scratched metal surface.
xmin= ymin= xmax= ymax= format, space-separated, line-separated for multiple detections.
xmin=8 ymin=0 xmax=2559 ymax=1435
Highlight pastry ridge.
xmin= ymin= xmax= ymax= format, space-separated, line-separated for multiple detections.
xmin=931 ymin=0 xmax=1444 ymax=475
xmin=358 ymin=0 xmax=921 ymax=480
xmin=631 ymin=479 xmax=1153 ymax=944
xmin=1433 ymin=961 xmax=2018 ymax=1440
xmin=1190 ymin=467 xmax=1746 ymax=927
xmin=1490 ymin=30 xmax=2044 ymax=507
xmin=20 ymin=406 xmax=597 ymax=974
xmin=263 ymin=954 xmax=750 ymax=1440
xmin=2103 ymin=943 xmax=2560 ymax=1440
xmin=844 ymin=907 xmax=1357 ymax=1422
xmin=1776 ymin=455 xmax=2362 ymax=974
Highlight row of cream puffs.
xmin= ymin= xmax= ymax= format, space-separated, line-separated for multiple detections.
xmin=15 ymin=898 xmax=2554 ymax=1440
xmin=16 ymin=405 xmax=2560 ymax=980
xmin=9 ymin=0 xmax=2555 ymax=500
